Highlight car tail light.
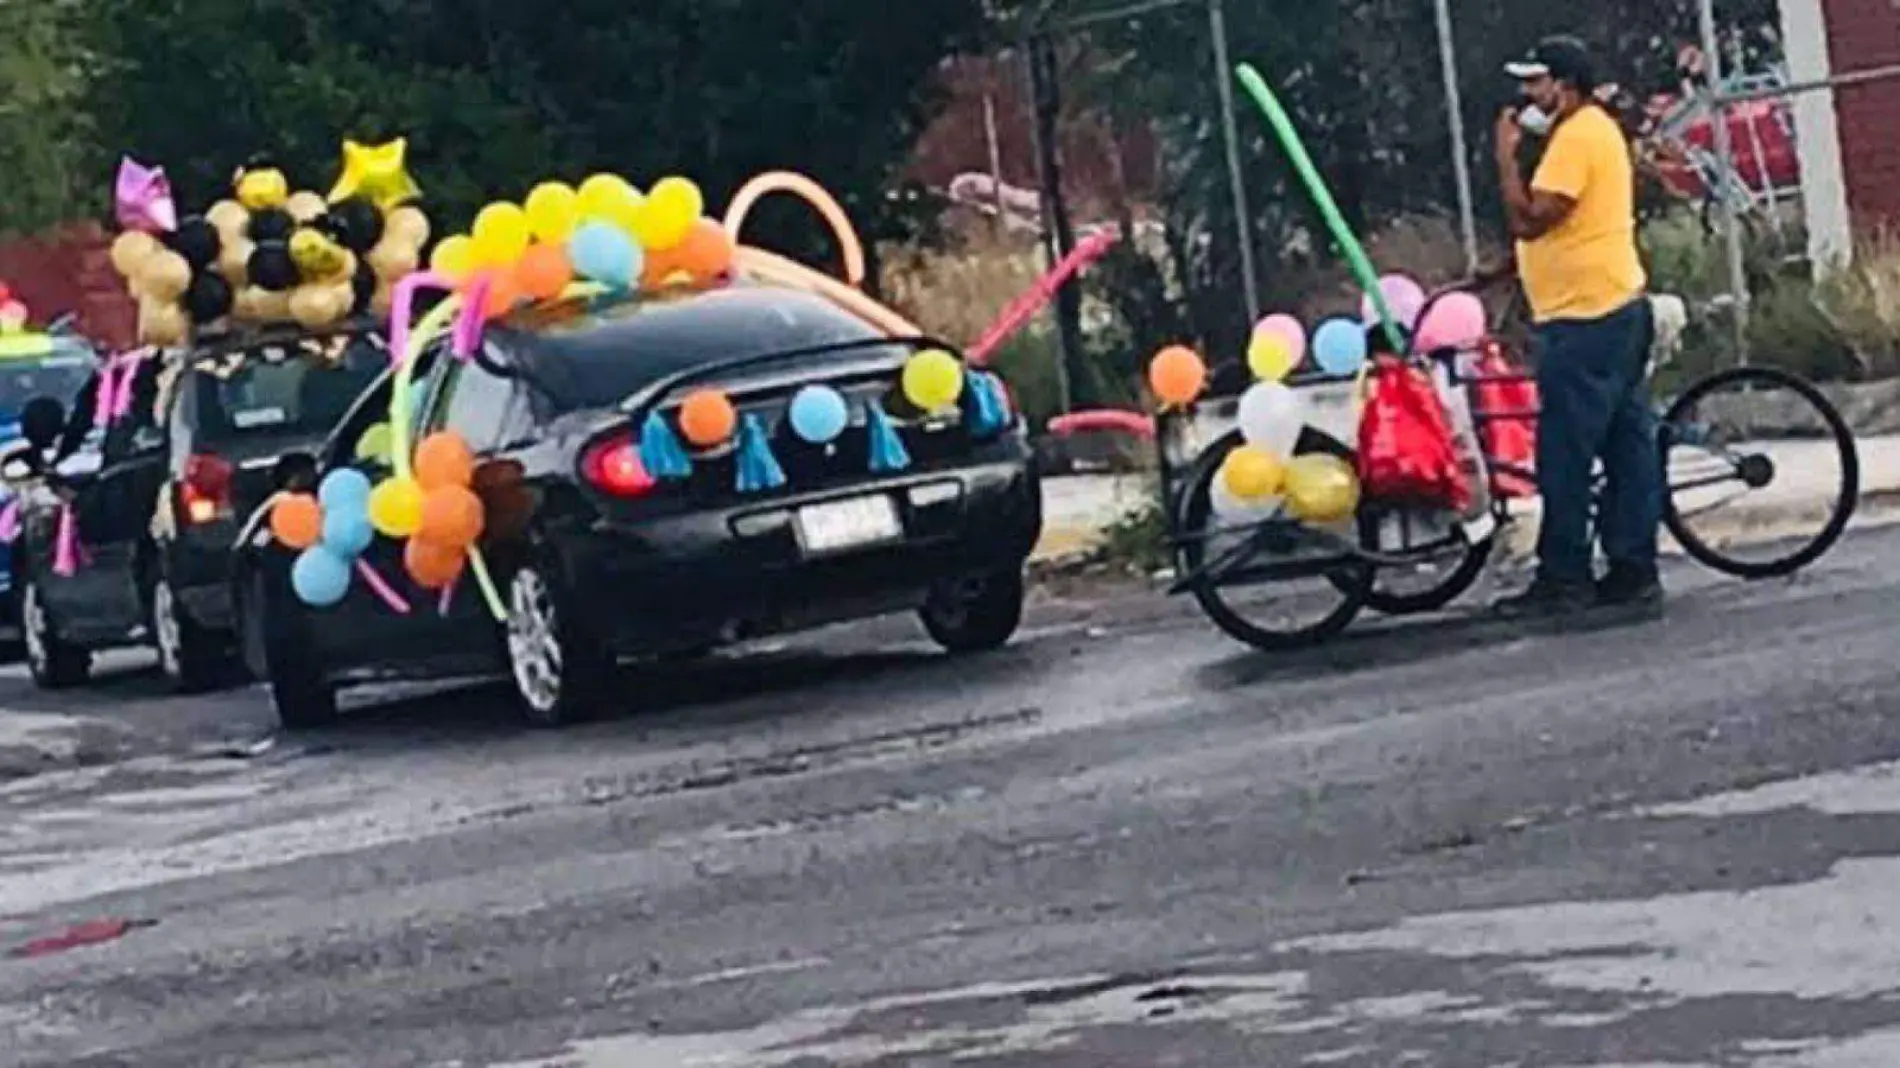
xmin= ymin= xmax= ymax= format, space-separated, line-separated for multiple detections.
xmin=179 ymin=453 xmax=234 ymax=524
xmin=581 ymin=433 xmax=655 ymax=498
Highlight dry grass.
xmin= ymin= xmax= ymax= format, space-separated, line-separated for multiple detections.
xmin=1817 ymin=229 xmax=1900 ymax=378
xmin=878 ymin=226 xmax=1046 ymax=345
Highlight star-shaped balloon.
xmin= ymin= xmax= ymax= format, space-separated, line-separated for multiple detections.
xmin=327 ymin=138 xmax=421 ymax=210
xmin=115 ymin=156 xmax=178 ymax=234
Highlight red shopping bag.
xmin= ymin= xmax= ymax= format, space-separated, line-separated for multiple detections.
xmin=1357 ymin=356 xmax=1471 ymax=512
xmin=1471 ymin=343 xmax=1538 ymax=499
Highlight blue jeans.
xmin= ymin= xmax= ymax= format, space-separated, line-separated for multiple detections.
xmin=1533 ymin=298 xmax=1661 ymax=585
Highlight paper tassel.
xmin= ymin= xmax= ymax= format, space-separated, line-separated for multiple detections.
xmin=52 ymin=503 xmax=87 ymax=577
xmin=0 ymin=499 xmax=19 ymax=543
xmin=734 ymin=413 xmax=786 ymax=493
xmin=866 ymin=400 xmax=911 ymax=473
xmin=966 ymin=372 xmax=1006 ymax=435
xmin=639 ymin=411 xmax=691 ymax=479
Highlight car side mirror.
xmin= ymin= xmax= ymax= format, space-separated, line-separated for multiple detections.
xmin=19 ymin=396 xmax=65 ymax=452
xmin=271 ymin=450 xmax=319 ymax=492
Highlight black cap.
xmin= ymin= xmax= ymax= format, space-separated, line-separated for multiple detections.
xmin=1505 ymin=36 xmax=1597 ymax=92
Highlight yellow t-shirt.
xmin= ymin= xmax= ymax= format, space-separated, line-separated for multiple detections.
xmin=1516 ymin=106 xmax=1647 ymax=323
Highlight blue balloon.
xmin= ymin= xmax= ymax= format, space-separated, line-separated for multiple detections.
xmin=318 ymin=468 xmax=372 ymax=511
xmin=787 ymin=385 xmax=849 ymax=444
xmin=568 ymin=222 xmax=642 ymax=288
xmin=1312 ymin=318 xmax=1368 ymax=376
xmin=290 ymin=546 xmax=352 ymax=608
xmin=319 ymin=506 xmax=374 ymax=558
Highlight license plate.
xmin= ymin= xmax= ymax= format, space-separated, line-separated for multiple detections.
xmin=794 ymin=495 xmax=902 ymax=556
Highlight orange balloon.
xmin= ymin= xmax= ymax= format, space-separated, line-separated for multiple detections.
xmin=269 ymin=493 xmax=322 ymax=549
xmin=672 ymin=219 xmax=736 ymax=285
xmin=403 ymin=537 xmax=466 ymax=590
xmin=479 ymin=269 xmax=524 ymax=319
xmin=641 ymin=242 xmax=689 ymax=291
xmin=677 ymin=389 xmax=736 ymax=447
xmin=413 ymin=431 xmax=474 ymax=490
xmin=1148 ymin=344 xmax=1207 ymax=407
xmin=514 ymin=242 xmax=574 ymax=302
xmin=416 ymin=484 xmax=486 ymax=548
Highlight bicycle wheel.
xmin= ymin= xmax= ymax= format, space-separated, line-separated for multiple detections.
xmin=1359 ymin=533 xmax=1495 ymax=615
xmin=1660 ymin=365 xmax=1859 ymax=578
xmin=1175 ymin=431 xmax=1372 ymax=650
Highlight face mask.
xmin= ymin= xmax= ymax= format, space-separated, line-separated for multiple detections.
xmin=1518 ymin=104 xmax=1554 ymax=136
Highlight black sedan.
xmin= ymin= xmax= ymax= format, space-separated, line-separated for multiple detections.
xmin=233 ymin=284 xmax=1043 ymax=728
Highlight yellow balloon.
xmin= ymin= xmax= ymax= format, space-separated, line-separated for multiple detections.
xmin=576 ymin=174 xmax=642 ymax=232
xmin=901 ymin=349 xmax=965 ymax=413
xmin=430 ymin=234 xmax=476 ymax=280
xmin=367 ymin=476 xmax=425 ymax=537
xmin=631 ymin=176 xmax=702 ymax=250
xmin=1282 ymin=454 xmax=1361 ymax=523
xmin=470 ymin=202 xmax=531 ymax=267
xmin=355 ymin=423 xmax=393 ymax=462
xmin=1219 ymin=446 xmax=1285 ymax=500
xmin=524 ymin=181 xmax=581 ymax=244
xmin=1247 ymin=332 xmax=1296 ymax=382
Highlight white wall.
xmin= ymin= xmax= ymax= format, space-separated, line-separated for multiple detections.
xmin=1779 ymin=0 xmax=1854 ymax=269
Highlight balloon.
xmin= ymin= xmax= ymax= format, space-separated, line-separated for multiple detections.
xmin=289 ymin=284 xmax=342 ymax=328
xmin=114 ymin=157 xmax=177 ymax=234
xmin=247 ymin=242 xmax=299 ymax=291
xmin=430 ymin=234 xmax=476 ymax=280
xmin=166 ymin=216 xmax=221 ymax=269
xmin=1147 ymin=345 xmax=1206 ymax=408
xmin=1246 ymin=332 xmax=1296 ymax=382
xmin=787 ymin=384 xmax=849 ymax=444
xmin=269 ymin=493 xmax=322 ymax=549
xmin=183 ymin=272 xmax=234 ymax=323
xmin=318 ymin=467 xmax=373 ymax=510
xmin=139 ymin=250 xmax=192 ymax=302
xmin=136 ymin=299 xmax=188 ymax=347
xmin=631 ymin=176 xmax=702 ymax=250
xmin=576 ymin=174 xmax=643 ymax=232
xmin=1362 ymin=273 xmax=1427 ymax=329
xmin=514 ymin=242 xmax=574 ymax=302
xmin=471 ymin=201 xmax=531 ymax=267
xmin=290 ymin=546 xmax=352 ymax=607
xmin=327 ymin=138 xmax=422 ymax=210
xmin=414 ymin=431 xmax=475 ymax=490
xmin=247 ymin=208 xmax=295 ymax=244
xmin=367 ymin=476 xmax=424 ymax=537
xmin=1282 ymin=453 xmax=1361 ymax=523
xmin=417 ymin=484 xmax=485 ymax=548
xmin=1236 ymin=381 xmax=1305 ymax=457
xmin=286 ymin=190 xmax=328 ymax=223
xmin=1253 ymin=313 xmax=1307 ymax=361
xmin=366 ymin=237 xmax=419 ymax=284
xmin=403 ymin=536 xmax=465 ymax=590
xmin=1413 ymin=291 xmax=1488 ymax=353
xmin=354 ymin=423 xmax=392 ymax=462
xmin=479 ymin=269 xmax=524 ymax=320
xmin=678 ymin=389 xmax=737 ymax=447
xmin=110 ymin=231 xmax=160 ymax=279
xmin=723 ymin=171 xmax=867 ymax=287
xmin=206 ymin=199 xmax=249 ymax=238
xmin=217 ymin=237 xmax=253 ymax=286
xmin=1211 ymin=477 xmax=1280 ymax=523
xmin=1219 ymin=445 xmax=1286 ymax=500
xmin=568 ymin=221 xmax=640 ymax=288
xmin=524 ymin=182 xmax=581 ymax=244
xmin=671 ymin=219 xmax=736 ymax=284
xmin=901 ymin=349 xmax=964 ymax=413
xmin=385 ymin=205 xmax=430 ymax=248
xmin=0 ymin=301 xmax=26 ymax=331
xmin=324 ymin=197 xmax=385 ymax=255
xmin=1311 ymin=318 xmax=1368 ymax=377
xmin=320 ymin=506 xmax=375 ymax=558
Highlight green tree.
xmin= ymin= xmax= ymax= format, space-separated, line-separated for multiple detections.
xmin=0 ymin=0 xmax=92 ymax=236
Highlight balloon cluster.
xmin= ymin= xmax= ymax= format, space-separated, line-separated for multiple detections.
xmin=270 ymin=469 xmax=377 ymax=607
xmin=367 ymin=430 xmax=484 ymax=590
xmin=106 ymin=140 xmax=431 ymax=348
xmin=429 ymin=174 xmax=736 ymax=321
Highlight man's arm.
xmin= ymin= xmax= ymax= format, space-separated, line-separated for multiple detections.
xmin=1494 ymin=109 xmax=1580 ymax=240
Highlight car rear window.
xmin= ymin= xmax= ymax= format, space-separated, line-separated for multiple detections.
xmin=0 ymin=343 xmax=95 ymax=417
xmin=503 ymin=284 xmax=887 ymax=413
xmin=190 ymin=333 xmax=386 ymax=442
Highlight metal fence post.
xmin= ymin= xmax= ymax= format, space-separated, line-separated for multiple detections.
xmin=1697 ymin=0 xmax=1752 ymax=367
xmin=1432 ymin=0 xmax=1478 ymax=275
xmin=1207 ymin=0 xmax=1262 ymax=324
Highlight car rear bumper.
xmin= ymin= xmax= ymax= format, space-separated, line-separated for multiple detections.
xmin=557 ymin=459 xmax=1041 ymax=653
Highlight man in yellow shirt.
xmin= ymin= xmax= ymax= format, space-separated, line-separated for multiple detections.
xmin=1492 ymin=36 xmax=1662 ymax=619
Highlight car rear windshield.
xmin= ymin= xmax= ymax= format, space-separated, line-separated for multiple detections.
xmin=191 ymin=333 xmax=386 ymax=442
xmin=505 ymin=284 xmax=889 ymax=413
xmin=0 ymin=344 xmax=95 ymax=417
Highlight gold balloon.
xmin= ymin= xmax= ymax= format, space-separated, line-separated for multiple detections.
xmin=286 ymin=190 xmax=329 ymax=223
xmin=370 ymin=279 xmax=395 ymax=316
xmin=139 ymin=250 xmax=192 ymax=302
xmin=218 ymin=237 xmax=253 ymax=286
xmin=1282 ymin=454 xmax=1362 ymax=524
xmin=288 ymin=284 xmax=337 ymax=328
xmin=236 ymin=166 xmax=289 ymax=211
xmin=137 ymin=298 xmax=188 ymax=347
xmin=366 ymin=236 xmax=419 ymax=281
xmin=244 ymin=287 xmax=291 ymax=322
xmin=109 ymin=231 xmax=160 ymax=279
xmin=206 ymin=199 xmax=250 ymax=237
xmin=384 ymin=205 xmax=430 ymax=248
xmin=289 ymin=228 xmax=350 ymax=282
xmin=326 ymin=138 xmax=421 ymax=209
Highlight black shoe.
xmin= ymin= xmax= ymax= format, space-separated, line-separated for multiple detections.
xmin=1596 ymin=566 xmax=1664 ymax=610
xmin=1491 ymin=578 xmax=1594 ymax=620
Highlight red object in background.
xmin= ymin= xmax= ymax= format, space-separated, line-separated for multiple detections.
xmin=1647 ymin=96 xmax=1801 ymax=200
xmin=9 ymin=917 xmax=154 ymax=959
xmin=1471 ymin=341 xmax=1539 ymax=499
xmin=1358 ymin=356 xmax=1470 ymax=512
xmin=1046 ymin=408 xmax=1155 ymax=440
xmin=0 ymin=221 xmax=137 ymax=348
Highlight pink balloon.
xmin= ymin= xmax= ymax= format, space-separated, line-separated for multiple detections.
xmin=1413 ymin=291 xmax=1489 ymax=352
xmin=1251 ymin=313 xmax=1307 ymax=360
xmin=1361 ymin=273 xmax=1427 ymax=329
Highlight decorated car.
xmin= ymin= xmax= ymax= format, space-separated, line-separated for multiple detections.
xmin=233 ymin=170 xmax=1042 ymax=729
xmin=1 ymin=143 xmax=428 ymax=691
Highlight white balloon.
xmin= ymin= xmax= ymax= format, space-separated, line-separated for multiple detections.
xmin=1236 ymin=382 xmax=1306 ymax=458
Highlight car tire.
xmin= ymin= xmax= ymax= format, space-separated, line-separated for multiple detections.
xmin=152 ymin=575 xmax=234 ymax=694
xmin=243 ymin=569 xmax=337 ymax=731
xmin=504 ymin=558 xmax=612 ymax=729
xmin=920 ymin=567 xmax=1026 ymax=654
xmin=20 ymin=574 xmax=89 ymax=689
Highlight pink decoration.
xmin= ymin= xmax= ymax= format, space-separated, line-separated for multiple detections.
xmin=452 ymin=275 xmax=492 ymax=358
xmin=1361 ymin=274 xmax=1427 ymax=330
xmin=1252 ymin=313 xmax=1307 ymax=361
xmin=0 ymin=500 xmax=20 ymax=544
xmin=386 ymin=270 xmax=454 ymax=366
xmin=52 ymin=503 xmax=88 ymax=577
xmin=1413 ymin=291 xmax=1489 ymax=353
xmin=966 ymin=229 xmax=1120 ymax=366
xmin=114 ymin=157 xmax=178 ymax=235
xmin=437 ymin=575 xmax=458 ymax=617
xmin=94 ymin=349 xmax=150 ymax=429
xmin=1046 ymin=408 xmax=1156 ymax=440
xmin=353 ymin=559 xmax=412 ymax=614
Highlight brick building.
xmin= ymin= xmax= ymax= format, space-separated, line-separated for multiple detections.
xmin=1782 ymin=0 xmax=1900 ymax=262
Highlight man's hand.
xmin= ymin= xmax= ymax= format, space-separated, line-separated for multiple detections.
xmin=1495 ymin=108 xmax=1524 ymax=164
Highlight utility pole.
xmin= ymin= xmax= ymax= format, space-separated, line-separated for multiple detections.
xmin=1432 ymin=0 xmax=1478 ymax=274
xmin=1026 ymin=32 xmax=1083 ymax=413
xmin=1207 ymin=0 xmax=1261 ymax=323
xmin=1697 ymin=0 xmax=1752 ymax=365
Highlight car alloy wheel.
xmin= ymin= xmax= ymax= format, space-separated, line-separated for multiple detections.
xmin=152 ymin=579 xmax=183 ymax=679
xmin=506 ymin=566 xmax=565 ymax=717
xmin=21 ymin=580 xmax=48 ymax=676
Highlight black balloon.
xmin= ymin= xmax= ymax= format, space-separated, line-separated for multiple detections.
xmin=248 ymin=242 xmax=299 ymax=291
xmin=166 ymin=216 xmax=222 ymax=269
xmin=183 ymin=271 xmax=234 ymax=323
xmin=247 ymin=208 xmax=295 ymax=243
xmin=325 ymin=196 xmax=384 ymax=254
xmin=350 ymin=258 xmax=376 ymax=314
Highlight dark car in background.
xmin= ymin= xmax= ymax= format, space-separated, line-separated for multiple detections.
xmin=7 ymin=324 xmax=385 ymax=691
xmin=235 ymin=283 xmax=1043 ymax=729
xmin=0 ymin=334 xmax=99 ymax=632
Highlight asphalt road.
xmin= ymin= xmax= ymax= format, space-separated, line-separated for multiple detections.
xmin=7 ymin=528 xmax=1900 ymax=1067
